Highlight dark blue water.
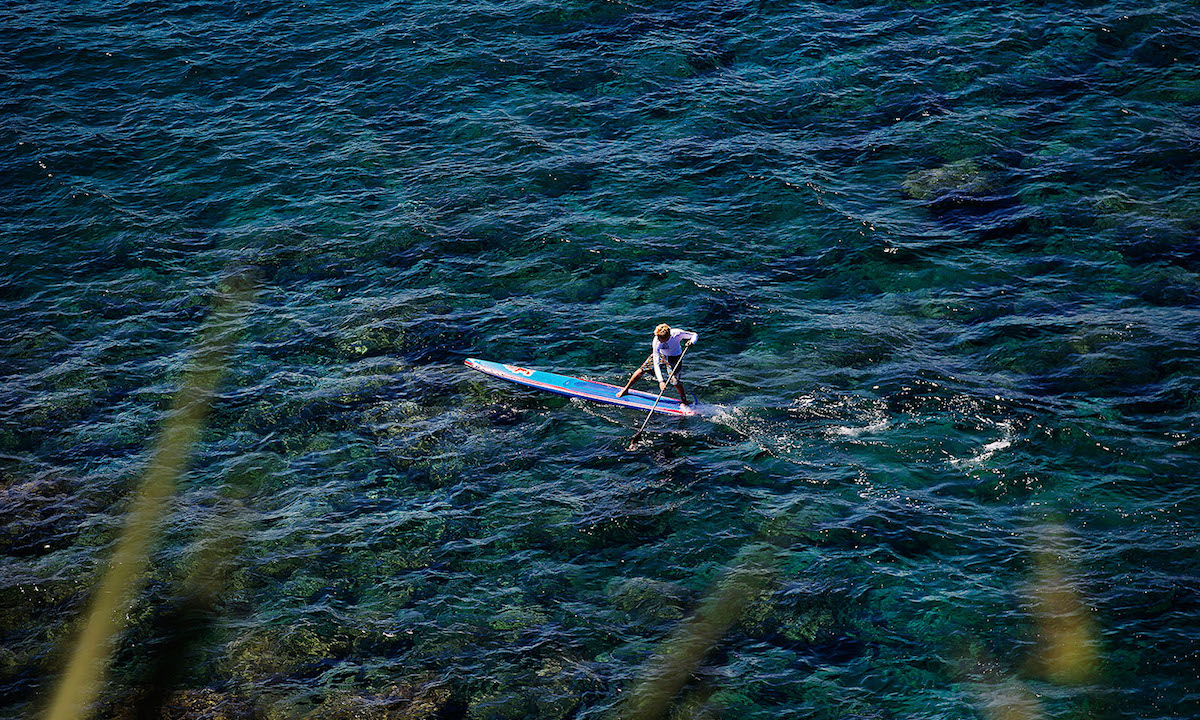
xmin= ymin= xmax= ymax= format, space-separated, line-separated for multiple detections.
xmin=2 ymin=1 xmax=1199 ymax=718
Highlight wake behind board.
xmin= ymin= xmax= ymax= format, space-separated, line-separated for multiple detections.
xmin=465 ymin=358 xmax=696 ymax=416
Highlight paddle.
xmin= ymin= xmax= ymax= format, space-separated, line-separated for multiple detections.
xmin=628 ymin=342 xmax=690 ymax=448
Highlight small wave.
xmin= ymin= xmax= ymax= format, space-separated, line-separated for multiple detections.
xmin=951 ymin=419 xmax=1017 ymax=467
xmin=829 ymin=415 xmax=892 ymax=438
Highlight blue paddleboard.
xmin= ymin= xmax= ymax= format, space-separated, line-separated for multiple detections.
xmin=464 ymin=358 xmax=696 ymax=416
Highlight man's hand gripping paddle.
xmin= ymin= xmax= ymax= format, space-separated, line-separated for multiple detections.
xmin=628 ymin=342 xmax=690 ymax=449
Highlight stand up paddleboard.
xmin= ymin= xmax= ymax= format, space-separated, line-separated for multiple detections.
xmin=465 ymin=358 xmax=696 ymax=416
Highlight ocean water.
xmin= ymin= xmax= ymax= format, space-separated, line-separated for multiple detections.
xmin=2 ymin=0 xmax=1198 ymax=718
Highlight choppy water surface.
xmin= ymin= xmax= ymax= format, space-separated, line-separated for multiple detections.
xmin=2 ymin=0 xmax=1198 ymax=717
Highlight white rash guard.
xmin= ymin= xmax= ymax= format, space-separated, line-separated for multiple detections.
xmin=652 ymin=329 xmax=698 ymax=383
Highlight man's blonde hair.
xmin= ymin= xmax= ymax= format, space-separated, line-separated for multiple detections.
xmin=654 ymin=323 xmax=671 ymax=339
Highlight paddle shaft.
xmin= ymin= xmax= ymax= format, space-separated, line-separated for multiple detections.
xmin=631 ymin=343 xmax=690 ymax=441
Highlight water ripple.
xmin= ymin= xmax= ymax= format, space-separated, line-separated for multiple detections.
xmin=3 ymin=0 xmax=1199 ymax=717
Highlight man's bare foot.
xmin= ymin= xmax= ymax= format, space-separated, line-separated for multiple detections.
xmin=616 ymin=388 xmax=629 ymax=397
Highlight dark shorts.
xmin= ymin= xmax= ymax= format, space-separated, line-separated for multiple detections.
xmin=640 ymin=354 xmax=683 ymax=384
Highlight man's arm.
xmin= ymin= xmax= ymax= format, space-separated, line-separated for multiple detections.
xmin=652 ymin=338 xmax=664 ymax=383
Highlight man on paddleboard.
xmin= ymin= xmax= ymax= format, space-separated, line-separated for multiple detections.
xmin=616 ymin=323 xmax=697 ymax=404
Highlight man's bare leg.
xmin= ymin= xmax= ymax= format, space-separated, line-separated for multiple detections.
xmin=616 ymin=354 xmax=654 ymax=397
xmin=616 ymin=369 xmax=642 ymax=397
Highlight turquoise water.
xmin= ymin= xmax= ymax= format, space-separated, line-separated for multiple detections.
xmin=2 ymin=0 xmax=1198 ymax=717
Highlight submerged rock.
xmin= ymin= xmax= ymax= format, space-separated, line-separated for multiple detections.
xmin=317 ymin=680 xmax=453 ymax=720
xmin=224 ymin=623 xmax=348 ymax=680
xmin=902 ymin=159 xmax=991 ymax=201
xmin=335 ymin=323 xmax=406 ymax=360
xmin=736 ymin=577 xmax=864 ymax=649
xmin=607 ymin=576 xmax=691 ymax=622
xmin=101 ymin=688 xmax=258 ymax=720
xmin=462 ymin=655 xmax=597 ymax=720
xmin=466 ymin=690 xmax=534 ymax=720
xmin=488 ymin=605 xmax=551 ymax=636
xmin=160 ymin=689 xmax=257 ymax=720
